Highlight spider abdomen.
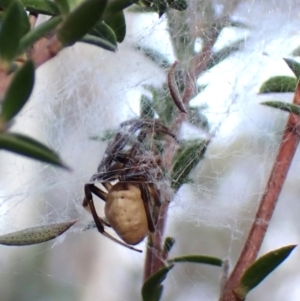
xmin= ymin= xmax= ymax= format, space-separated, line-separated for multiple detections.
xmin=105 ymin=183 xmax=149 ymax=245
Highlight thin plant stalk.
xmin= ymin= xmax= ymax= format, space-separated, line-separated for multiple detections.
xmin=219 ymin=82 xmax=300 ymax=301
xmin=143 ymin=20 xmax=220 ymax=281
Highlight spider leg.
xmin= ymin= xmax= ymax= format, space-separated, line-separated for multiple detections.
xmin=96 ymin=119 xmax=177 ymax=178
xmin=97 ymin=170 xmax=147 ymax=183
xmin=120 ymin=119 xmax=178 ymax=170
xmin=83 ymin=184 xmax=142 ymax=252
xmin=83 ymin=184 xmax=106 ymax=230
xmin=121 ymin=118 xmax=178 ymax=142
xmin=148 ymin=183 xmax=161 ymax=207
xmin=139 ymin=183 xmax=156 ymax=233
xmin=96 ymin=133 xmax=127 ymax=172
xmin=101 ymin=118 xmax=152 ymax=168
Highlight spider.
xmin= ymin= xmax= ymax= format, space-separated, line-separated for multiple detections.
xmin=83 ymin=118 xmax=177 ymax=252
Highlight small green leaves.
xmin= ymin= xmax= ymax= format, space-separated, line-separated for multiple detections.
xmin=89 ymin=129 xmax=117 ymax=142
xmin=104 ymin=10 xmax=126 ymax=43
xmin=0 ymin=0 xmax=12 ymax=9
xmin=258 ymin=59 xmax=300 ymax=95
xmin=56 ymin=0 xmax=107 ymax=47
xmin=1 ymin=60 xmax=35 ymax=123
xmin=81 ymin=34 xmax=117 ymax=52
xmin=189 ymin=107 xmax=210 ymax=131
xmin=144 ymin=84 xmax=176 ymax=125
xmin=234 ymin=245 xmax=296 ymax=300
xmin=168 ymin=255 xmax=223 ymax=267
xmin=90 ymin=21 xmax=117 ymax=48
xmin=141 ymin=252 xmax=220 ymax=301
xmin=0 ymin=133 xmax=68 ymax=168
xmin=136 ymin=0 xmax=187 ymax=16
xmin=261 ymin=101 xmax=300 ymax=116
xmin=0 ymin=0 xmax=29 ymax=66
xmin=167 ymin=0 xmax=187 ymax=11
xmin=141 ymin=95 xmax=155 ymax=119
xmin=21 ymin=0 xmax=60 ymax=15
xmin=18 ymin=16 xmax=63 ymax=56
xmin=163 ymin=237 xmax=175 ymax=254
xmin=292 ymin=45 xmax=300 ymax=57
xmin=135 ymin=45 xmax=171 ymax=69
xmin=53 ymin=0 xmax=70 ymax=16
xmin=142 ymin=265 xmax=174 ymax=301
xmin=284 ymin=58 xmax=300 ymax=79
xmin=171 ymin=139 xmax=208 ymax=189
xmin=0 ymin=220 xmax=76 ymax=246
xmin=259 ymin=76 xmax=297 ymax=93
xmin=83 ymin=20 xmax=117 ymax=51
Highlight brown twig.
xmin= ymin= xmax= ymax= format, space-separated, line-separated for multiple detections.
xmin=219 ymin=82 xmax=300 ymax=301
xmin=31 ymin=36 xmax=63 ymax=68
xmin=0 ymin=25 xmax=61 ymax=101
xmin=143 ymin=21 xmax=220 ymax=281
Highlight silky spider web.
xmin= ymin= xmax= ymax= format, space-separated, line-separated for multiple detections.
xmin=1 ymin=1 xmax=300 ymax=301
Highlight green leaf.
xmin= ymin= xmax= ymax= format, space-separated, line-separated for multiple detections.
xmin=18 ymin=16 xmax=63 ymax=55
xmin=137 ymin=0 xmax=152 ymax=8
xmin=291 ymin=45 xmax=300 ymax=57
xmin=0 ymin=133 xmax=68 ymax=168
xmin=57 ymin=0 xmax=107 ymax=47
xmin=89 ymin=129 xmax=117 ymax=142
xmin=163 ymin=237 xmax=175 ymax=255
xmin=104 ymin=10 xmax=126 ymax=43
xmin=80 ymin=34 xmax=117 ymax=52
xmin=140 ymin=95 xmax=155 ymax=119
xmin=284 ymin=58 xmax=300 ymax=79
xmin=145 ymin=84 xmax=176 ymax=125
xmin=227 ymin=20 xmax=249 ymax=29
xmin=1 ymin=61 xmax=35 ymax=123
xmin=261 ymin=101 xmax=300 ymax=116
xmin=259 ymin=76 xmax=297 ymax=93
xmin=0 ymin=1 xmax=27 ymax=64
xmin=89 ymin=21 xmax=117 ymax=48
xmin=135 ymin=45 xmax=171 ymax=69
xmin=189 ymin=107 xmax=210 ymax=131
xmin=167 ymin=0 xmax=187 ymax=11
xmin=21 ymin=0 xmax=60 ymax=15
xmin=0 ymin=220 xmax=76 ymax=246
xmin=104 ymin=0 xmax=138 ymax=16
xmin=168 ymin=255 xmax=223 ymax=267
xmin=19 ymin=2 xmax=31 ymax=37
xmin=234 ymin=245 xmax=296 ymax=300
xmin=53 ymin=0 xmax=70 ymax=16
xmin=156 ymin=0 xmax=167 ymax=17
xmin=171 ymin=139 xmax=208 ymax=189
xmin=142 ymin=265 xmax=174 ymax=301
xmin=0 ymin=0 xmax=11 ymax=9
xmin=127 ymin=4 xmax=156 ymax=13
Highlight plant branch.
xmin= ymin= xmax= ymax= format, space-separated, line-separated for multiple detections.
xmin=143 ymin=19 xmax=220 ymax=281
xmin=31 ymin=36 xmax=62 ymax=68
xmin=219 ymin=82 xmax=300 ymax=301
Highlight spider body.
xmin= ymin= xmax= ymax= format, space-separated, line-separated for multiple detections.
xmin=105 ymin=182 xmax=148 ymax=245
xmin=83 ymin=119 xmax=177 ymax=252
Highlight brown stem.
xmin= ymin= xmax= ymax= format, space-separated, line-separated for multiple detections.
xmin=143 ymin=21 xmax=220 ymax=282
xmin=0 ymin=34 xmax=62 ymax=101
xmin=219 ymin=82 xmax=300 ymax=301
xmin=31 ymin=36 xmax=63 ymax=68
xmin=0 ymin=70 xmax=12 ymax=100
